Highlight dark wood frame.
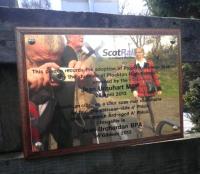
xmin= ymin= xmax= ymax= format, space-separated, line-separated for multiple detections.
xmin=15 ymin=27 xmax=183 ymax=159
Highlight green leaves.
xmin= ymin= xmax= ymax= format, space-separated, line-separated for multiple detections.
xmin=184 ymin=77 xmax=200 ymax=130
xmin=144 ymin=0 xmax=200 ymax=18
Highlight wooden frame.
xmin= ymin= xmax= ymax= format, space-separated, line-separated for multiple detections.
xmin=16 ymin=27 xmax=183 ymax=159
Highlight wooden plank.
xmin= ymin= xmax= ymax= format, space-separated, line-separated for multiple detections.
xmin=0 ymin=138 xmax=199 ymax=174
xmin=0 ymin=64 xmax=21 ymax=152
xmin=0 ymin=47 xmax=16 ymax=63
xmin=0 ymin=31 xmax=15 ymax=40
xmin=0 ymin=7 xmax=200 ymax=62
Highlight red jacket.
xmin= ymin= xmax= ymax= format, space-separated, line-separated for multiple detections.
xmin=129 ymin=59 xmax=161 ymax=97
xmin=29 ymin=101 xmax=41 ymax=151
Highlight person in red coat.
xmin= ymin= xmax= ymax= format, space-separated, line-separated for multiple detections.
xmin=129 ymin=47 xmax=162 ymax=134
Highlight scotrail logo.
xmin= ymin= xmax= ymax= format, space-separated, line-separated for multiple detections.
xmin=102 ymin=48 xmax=134 ymax=58
xmin=84 ymin=41 xmax=135 ymax=58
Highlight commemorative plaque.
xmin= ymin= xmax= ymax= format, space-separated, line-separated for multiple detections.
xmin=16 ymin=27 xmax=183 ymax=158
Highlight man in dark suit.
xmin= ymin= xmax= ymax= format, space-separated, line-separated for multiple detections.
xmin=63 ymin=35 xmax=99 ymax=146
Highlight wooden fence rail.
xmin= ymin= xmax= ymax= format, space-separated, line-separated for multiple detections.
xmin=0 ymin=7 xmax=200 ymax=173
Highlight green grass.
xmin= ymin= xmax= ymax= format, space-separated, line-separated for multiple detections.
xmin=95 ymin=58 xmax=180 ymax=99
xmin=158 ymin=67 xmax=179 ymax=97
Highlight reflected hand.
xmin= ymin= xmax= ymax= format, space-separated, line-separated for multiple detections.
xmin=68 ymin=60 xmax=94 ymax=80
xmin=157 ymin=90 xmax=162 ymax=95
xmin=133 ymin=90 xmax=138 ymax=98
xmin=27 ymin=62 xmax=60 ymax=90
